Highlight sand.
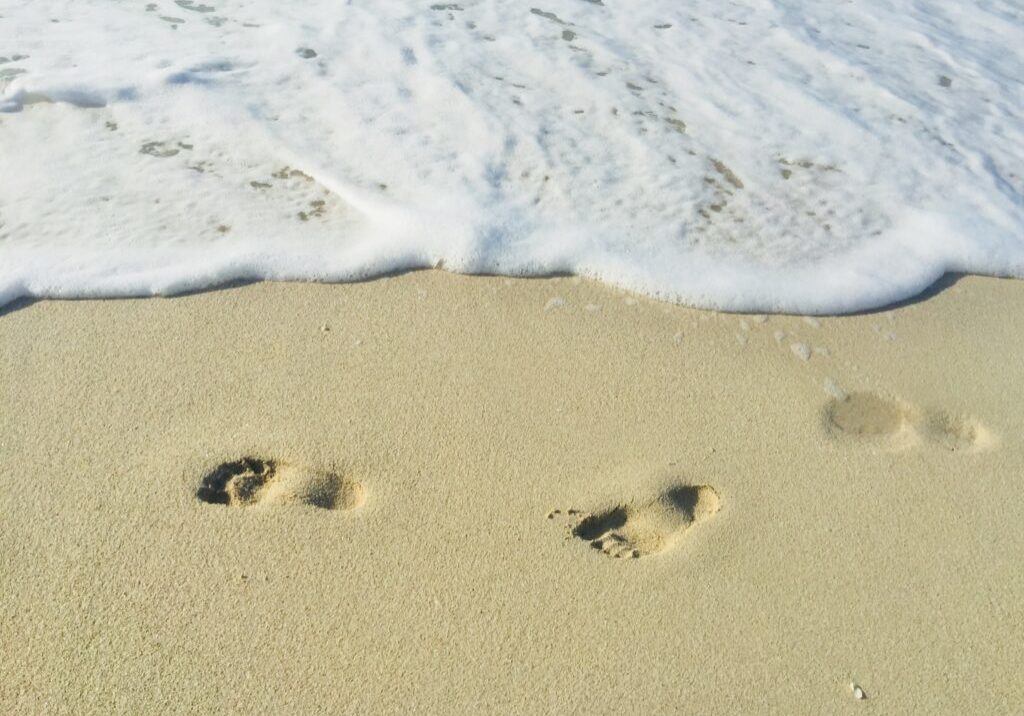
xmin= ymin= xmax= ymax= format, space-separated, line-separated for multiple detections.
xmin=1 ymin=272 xmax=1022 ymax=714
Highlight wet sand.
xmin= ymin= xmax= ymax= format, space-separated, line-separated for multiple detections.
xmin=2 ymin=272 xmax=1022 ymax=713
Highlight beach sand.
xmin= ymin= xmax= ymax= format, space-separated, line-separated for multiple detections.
xmin=2 ymin=272 xmax=1022 ymax=713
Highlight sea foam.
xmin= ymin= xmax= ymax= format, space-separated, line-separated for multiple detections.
xmin=1 ymin=0 xmax=1021 ymax=313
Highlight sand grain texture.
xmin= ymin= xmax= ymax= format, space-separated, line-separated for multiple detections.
xmin=2 ymin=272 xmax=1023 ymax=713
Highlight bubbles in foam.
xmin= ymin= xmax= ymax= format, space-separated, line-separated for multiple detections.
xmin=0 ymin=0 xmax=1022 ymax=313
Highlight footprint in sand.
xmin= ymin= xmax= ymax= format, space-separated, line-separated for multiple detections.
xmin=550 ymin=484 xmax=720 ymax=559
xmin=196 ymin=457 xmax=365 ymax=510
xmin=825 ymin=391 xmax=991 ymax=452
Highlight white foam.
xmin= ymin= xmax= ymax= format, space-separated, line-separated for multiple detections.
xmin=1 ymin=0 xmax=1022 ymax=313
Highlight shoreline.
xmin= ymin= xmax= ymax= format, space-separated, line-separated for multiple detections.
xmin=0 ymin=268 xmax=980 ymax=320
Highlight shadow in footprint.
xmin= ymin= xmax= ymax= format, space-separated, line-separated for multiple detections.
xmin=555 ymin=484 xmax=720 ymax=560
xmin=197 ymin=457 xmax=364 ymax=510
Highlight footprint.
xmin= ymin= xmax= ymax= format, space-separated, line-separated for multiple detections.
xmin=825 ymin=391 xmax=913 ymax=440
xmin=825 ymin=392 xmax=990 ymax=452
xmin=550 ymin=484 xmax=720 ymax=559
xmin=196 ymin=457 xmax=365 ymax=510
xmin=919 ymin=411 xmax=991 ymax=452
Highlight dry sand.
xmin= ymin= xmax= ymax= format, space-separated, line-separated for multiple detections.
xmin=1 ymin=272 xmax=1022 ymax=714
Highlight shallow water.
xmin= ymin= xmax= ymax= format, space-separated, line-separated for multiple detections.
xmin=1 ymin=0 xmax=1021 ymax=312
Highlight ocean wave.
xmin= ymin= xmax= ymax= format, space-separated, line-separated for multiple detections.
xmin=1 ymin=0 xmax=1021 ymax=313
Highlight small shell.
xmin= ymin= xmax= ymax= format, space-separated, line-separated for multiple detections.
xmin=850 ymin=683 xmax=866 ymax=700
